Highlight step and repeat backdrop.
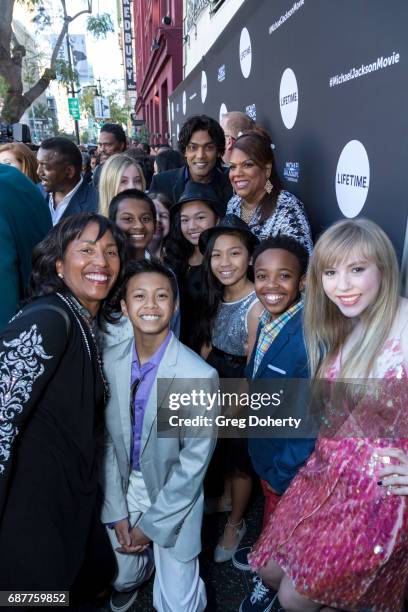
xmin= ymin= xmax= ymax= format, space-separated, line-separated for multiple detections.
xmin=169 ymin=0 xmax=408 ymax=277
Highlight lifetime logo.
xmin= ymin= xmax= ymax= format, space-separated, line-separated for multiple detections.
xmin=280 ymin=92 xmax=297 ymax=106
xmin=336 ymin=173 xmax=368 ymax=188
xmin=241 ymin=45 xmax=251 ymax=61
xmin=335 ymin=140 xmax=370 ymax=217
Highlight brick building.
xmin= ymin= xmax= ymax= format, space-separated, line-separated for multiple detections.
xmin=133 ymin=0 xmax=183 ymax=145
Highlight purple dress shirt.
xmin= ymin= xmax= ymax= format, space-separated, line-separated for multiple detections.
xmin=131 ymin=332 xmax=172 ymax=470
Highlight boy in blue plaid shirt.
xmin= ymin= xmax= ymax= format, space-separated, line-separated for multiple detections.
xmin=237 ymin=236 xmax=316 ymax=612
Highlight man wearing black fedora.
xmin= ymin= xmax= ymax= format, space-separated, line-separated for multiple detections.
xmin=149 ymin=115 xmax=232 ymax=211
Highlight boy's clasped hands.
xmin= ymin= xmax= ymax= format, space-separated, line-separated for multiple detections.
xmin=114 ymin=518 xmax=151 ymax=553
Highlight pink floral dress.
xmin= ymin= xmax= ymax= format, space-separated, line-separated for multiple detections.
xmin=249 ymin=336 xmax=408 ymax=611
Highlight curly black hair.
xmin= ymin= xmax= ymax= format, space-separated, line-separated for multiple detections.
xmin=39 ymin=136 xmax=82 ymax=171
xmin=100 ymin=122 xmax=127 ymax=146
xmin=252 ymin=234 xmax=309 ymax=275
xmin=28 ymin=212 xmax=128 ymax=323
xmin=155 ymin=149 xmax=184 ymax=173
xmin=178 ymin=114 xmax=225 ymax=157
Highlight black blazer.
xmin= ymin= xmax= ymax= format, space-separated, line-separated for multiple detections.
xmin=46 ymin=180 xmax=99 ymax=222
xmin=149 ymin=166 xmax=233 ymax=213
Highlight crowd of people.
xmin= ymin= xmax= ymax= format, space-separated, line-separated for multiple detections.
xmin=0 ymin=111 xmax=407 ymax=612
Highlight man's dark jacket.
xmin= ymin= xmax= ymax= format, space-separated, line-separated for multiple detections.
xmin=45 ymin=179 xmax=98 ymax=222
xmin=149 ymin=166 xmax=232 ymax=212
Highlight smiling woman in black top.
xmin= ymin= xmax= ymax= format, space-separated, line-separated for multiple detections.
xmin=0 ymin=213 xmax=126 ymax=597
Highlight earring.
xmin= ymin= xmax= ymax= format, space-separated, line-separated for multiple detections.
xmin=265 ymin=178 xmax=273 ymax=194
xmin=57 ymin=273 xmax=64 ymax=279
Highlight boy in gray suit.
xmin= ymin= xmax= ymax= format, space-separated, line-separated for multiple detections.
xmin=101 ymin=259 xmax=218 ymax=612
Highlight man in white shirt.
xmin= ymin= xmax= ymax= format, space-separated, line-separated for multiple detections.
xmin=37 ymin=137 xmax=98 ymax=225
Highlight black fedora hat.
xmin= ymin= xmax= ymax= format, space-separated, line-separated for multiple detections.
xmin=199 ymin=213 xmax=259 ymax=254
xmin=170 ymin=181 xmax=226 ymax=218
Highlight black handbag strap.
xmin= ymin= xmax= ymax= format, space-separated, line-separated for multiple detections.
xmin=16 ymin=303 xmax=71 ymax=338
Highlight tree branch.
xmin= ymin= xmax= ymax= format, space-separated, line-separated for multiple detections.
xmin=22 ymin=68 xmax=56 ymax=108
xmin=24 ymin=2 xmax=92 ymax=107
xmin=0 ymin=0 xmax=15 ymax=59
xmin=70 ymin=9 xmax=92 ymax=22
xmin=49 ymin=4 xmax=92 ymax=70
xmin=11 ymin=31 xmax=26 ymax=66
xmin=49 ymin=20 xmax=69 ymax=69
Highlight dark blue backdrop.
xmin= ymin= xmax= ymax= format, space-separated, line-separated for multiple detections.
xmin=169 ymin=0 xmax=408 ymax=270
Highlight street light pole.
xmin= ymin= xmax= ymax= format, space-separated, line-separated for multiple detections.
xmin=61 ymin=0 xmax=80 ymax=144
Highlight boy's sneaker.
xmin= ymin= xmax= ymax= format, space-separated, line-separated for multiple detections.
xmin=110 ymin=554 xmax=154 ymax=612
xmin=232 ymin=546 xmax=252 ymax=571
xmin=239 ymin=575 xmax=278 ymax=612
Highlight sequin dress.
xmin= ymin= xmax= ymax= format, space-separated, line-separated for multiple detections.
xmin=249 ymin=313 xmax=408 ymax=611
xmin=206 ymin=291 xmax=260 ymax=480
xmin=212 ymin=291 xmax=259 ymax=354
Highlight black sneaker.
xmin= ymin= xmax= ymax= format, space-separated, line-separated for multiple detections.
xmin=239 ymin=575 xmax=278 ymax=612
xmin=110 ymin=588 xmax=139 ymax=612
xmin=232 ymin=546 xmax=252 ymax=571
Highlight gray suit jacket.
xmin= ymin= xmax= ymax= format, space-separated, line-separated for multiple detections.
xmin=101 ymin=332 xmax=218 ymax=562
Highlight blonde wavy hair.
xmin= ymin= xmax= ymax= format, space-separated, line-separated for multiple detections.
xmin=0 ymin=142 xmax=39 ymax=183
xmin=98 ymin=153 xmax=146 ymax=217
xmin=304 ymin=218 xmax=400 ymax=379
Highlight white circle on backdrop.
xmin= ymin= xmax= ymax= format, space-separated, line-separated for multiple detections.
xmin=239 ymin=28 xmax=252 ymax=79
xmin=219 ymin=103 xmax=228 ymax=123
xmin=182 ymin=91 xmax=186 ymax=115
xmin=279 ymin=68 xmax=298 ymax=129
xmin=171 ymin=102 xmax=174 ymax=121
xmin=201 ymin=71 xmax=207 ymax=103
xmin=335 ymin=140 xmax=370 ymax=217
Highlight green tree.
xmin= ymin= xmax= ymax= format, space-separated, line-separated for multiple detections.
xmin=80 ymin=129 xmax=90 ymax=143
xmin=79 ymin=86 xmax=96 ymax=119
xmin=107 ymin=90 xmax=130 ymax=126
xmin=79 ymin=84 xmax=130 ymax=127
xmin=0 ymin=0 xmax=113 ymax=123
xmin=57 ymin=129 xmax=76 ymax=142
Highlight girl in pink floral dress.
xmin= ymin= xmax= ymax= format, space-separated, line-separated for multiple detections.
xmin=249 ymin=219 xmax=408 ymax=612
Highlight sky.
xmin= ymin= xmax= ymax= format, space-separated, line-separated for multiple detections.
xmin=12 ymin=0 xmax=125 ymax=93
xmin=67 ymin=0 xmax=125 ymax=94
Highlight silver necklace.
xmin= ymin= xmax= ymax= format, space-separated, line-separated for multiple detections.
xmin=56 ymin=292 xmax=109 ymax=401
xmin=240 ymin=200 xmax=259 ymax=225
